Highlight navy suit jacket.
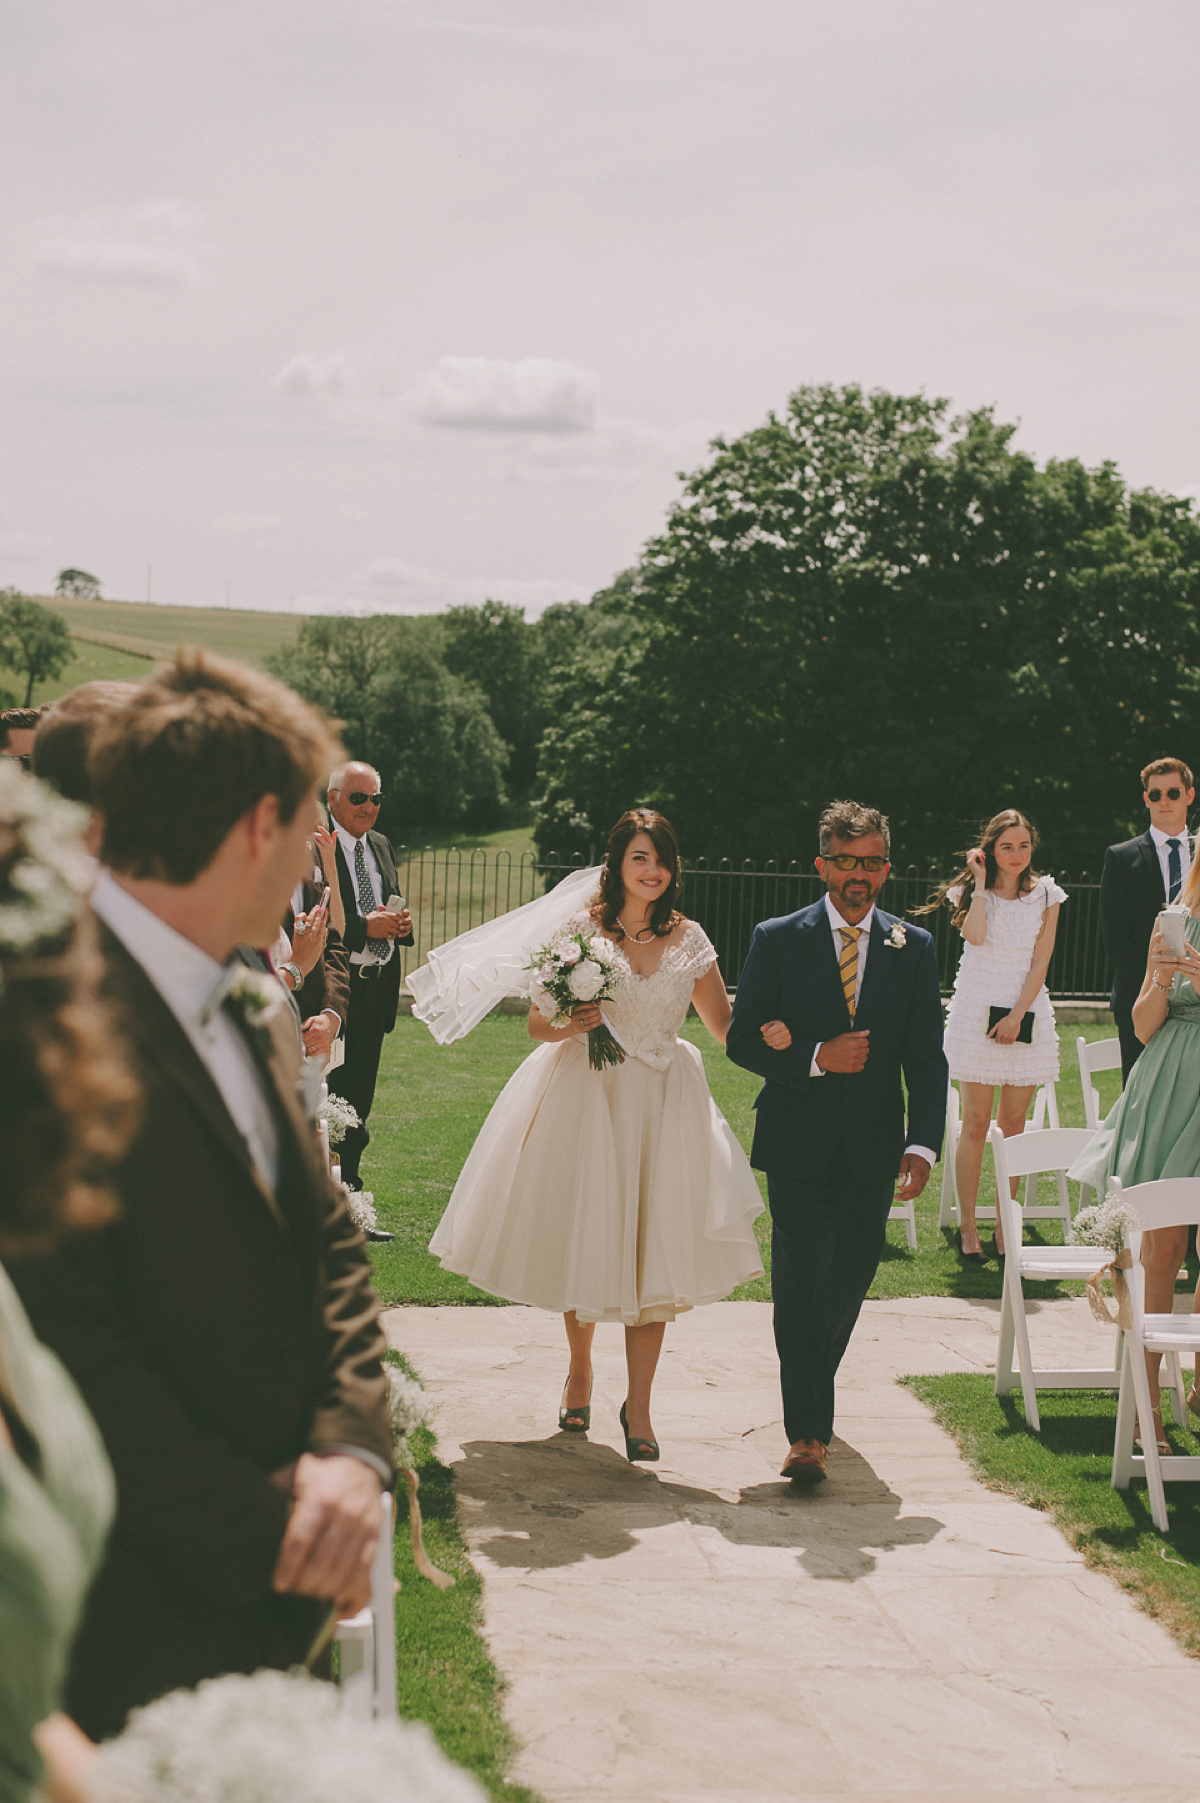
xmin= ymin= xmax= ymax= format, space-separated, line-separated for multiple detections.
xmin=1099 ymin=829 xmax=1169 ymax=1010
xmin=333 ymin=828 xmax=413 ymax=1034
xmin=726 ymin=900 xmax=947 ymax=1181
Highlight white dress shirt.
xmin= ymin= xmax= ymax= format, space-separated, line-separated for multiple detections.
xmin=809 ymin=894 xmax=937 ymax=1169
xmin=335 ymin=822 xmax=385 ymax=968
xmin=91 ymin=872 xmax=280 ymax=1189
xmin=1150 ymin=824 xmax=1193 ymax=902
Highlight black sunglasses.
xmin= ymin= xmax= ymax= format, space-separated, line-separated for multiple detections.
xmin=345 ymin=790 xmax=383 ymax=807
xmin=823 ymin=854 xmax=888 ymax=872
xmin=1147 ymin=787 xmax=1184 ymax=802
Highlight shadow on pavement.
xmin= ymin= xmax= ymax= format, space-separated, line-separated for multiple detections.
xmin=453 ymin=1432 xmax=943 ymax=1581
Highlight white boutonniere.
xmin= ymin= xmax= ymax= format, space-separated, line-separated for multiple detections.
xmin=885 ymin=921 xmax=908 ymax=949
xmin=226 ymin=967 xmax=286 ymax=1027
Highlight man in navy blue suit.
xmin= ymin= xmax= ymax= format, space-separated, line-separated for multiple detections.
xmin=727 ymin=800 xmax=947 ymax=1485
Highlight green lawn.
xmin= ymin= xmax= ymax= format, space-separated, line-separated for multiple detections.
xmin=387 ymin=1351 xmax=538 ymax=1802
xmin=33 ymin=594 xmax=305 ymax=668
xmin=27 ymin=636 xmax=154 ymax=706
xmin=361 ymin=1015 xmax=1124 ymax=1307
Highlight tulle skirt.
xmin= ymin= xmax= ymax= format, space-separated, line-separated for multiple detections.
xmin=429 ymin=1036 xmax=765 ymax=1325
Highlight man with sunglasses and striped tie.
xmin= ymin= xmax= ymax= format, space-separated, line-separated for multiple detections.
xmin=326 ymin=761 xmax=413 ymax=1201
xmin=728 ymin=799 xmax=947 ymax=1486
xmin=1100 ymin=757 xmax=1196 ymax=1084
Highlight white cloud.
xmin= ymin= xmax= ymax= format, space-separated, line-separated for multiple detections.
xmin=31 ymin=201 xmax=209 ymax=288
xmin=499 ymin=414 xmax=704 ymax=486
xmin=412 ymin=356 xmax=598 ymax=433
xmin=291 ymin=557 xmax=588 ymax=619
xmin=270 ymin=351 xmax=353 ymax=400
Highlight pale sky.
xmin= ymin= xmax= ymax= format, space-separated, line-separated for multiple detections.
xmin=2 ymin=1 xmax=1198 ymax=616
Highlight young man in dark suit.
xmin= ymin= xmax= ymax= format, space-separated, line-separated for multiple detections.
xmin=727 ymin=800 xmax=947 ymax=1485
xmin=11 ymin=653 xmax=393 ymax=1738
xmin=326 ymin=762 xmax=413 ymax=1193
xmin=1100 ymin=757 xmax=1195 ymax=1082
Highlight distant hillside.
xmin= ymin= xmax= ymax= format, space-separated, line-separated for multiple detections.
xmin=33 ymin=595 xmax=308 ymax=670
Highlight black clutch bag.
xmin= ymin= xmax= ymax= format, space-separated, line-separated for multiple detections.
xmin=986 ymin=1006 xmax=1036 ymax=1044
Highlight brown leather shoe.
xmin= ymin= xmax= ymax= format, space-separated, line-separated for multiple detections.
xmin=780 ymin=1439 xmax=827 ymax=1484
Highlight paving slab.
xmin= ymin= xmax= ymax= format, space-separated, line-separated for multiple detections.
xmin=385 ymin=1297 xmax=1200 ymax=1802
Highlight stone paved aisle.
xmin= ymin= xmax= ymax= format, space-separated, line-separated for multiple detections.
xmin=385 ymin=1298 xmax=1200 ymax=1803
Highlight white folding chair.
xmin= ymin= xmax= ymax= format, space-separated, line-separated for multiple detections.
xmin=938 ymin=1076 xmax=960 ymax=1229
xmin=992 ymin=1124 xmax=1128 ymax=1431
xmin=335 ymin=1491 xmax=397 ymax=1719
xmin=1076 ymin=1034 xmax=1123 ymax=1133
xmin=941 ymin=1078 xmax=1070 ymax=1239
xmin=1111 ymin=1176 xmax=1200 ymax=1533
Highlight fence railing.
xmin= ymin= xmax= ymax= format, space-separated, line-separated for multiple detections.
xmin=390 ymin=849 xmax=1111 ymax=1000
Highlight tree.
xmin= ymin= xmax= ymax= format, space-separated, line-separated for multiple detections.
xmin=0 ymin=591 xmax=75 ymax=705
xmin=267 ymin=615 xmax=509 ymax=840
xmin=441 ymin=600 xmax=538 ymax=800
xmin=532 ymin=384 xmax=1200 ymax=874
xmin=55 ymin=568 xmax=101 ymax=599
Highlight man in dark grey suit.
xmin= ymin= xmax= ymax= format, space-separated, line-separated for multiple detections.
xmin=326 ymin=761 xmax=413 ymax=1191
xmin=1100 ymin=757 xmax=1195 ymax=1082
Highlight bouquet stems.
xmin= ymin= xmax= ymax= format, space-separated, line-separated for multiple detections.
xmin=587 ymin=1024 xmax=626 ymax=1070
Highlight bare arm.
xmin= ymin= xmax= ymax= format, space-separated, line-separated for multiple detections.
xmin=527 ymin=1001 xmax=603 ymax=1042
xmin=1131 ymin=926 xmax=1200 ymax=1044
xmin=313 ymin=828 xmax=347 ymax=936
xmin=961 ymin=851 xmax=988 ymax=945
xmin=32 ymin=1716 xmax=95 ymax=1803
xmin=691 ymin=963 xmax=731 ymax=1044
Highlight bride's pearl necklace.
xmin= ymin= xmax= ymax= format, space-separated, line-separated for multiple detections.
xmin=618 ymin=915 xmax=656 ymax=945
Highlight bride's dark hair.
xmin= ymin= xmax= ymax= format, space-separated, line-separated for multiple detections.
xmin=590 ymin=808 xmax=684 ymax=939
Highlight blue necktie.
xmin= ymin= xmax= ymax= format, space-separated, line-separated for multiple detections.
xmin=1168 ymin=837 xmax=1183 ymax=903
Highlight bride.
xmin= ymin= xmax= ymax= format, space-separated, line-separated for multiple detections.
xmin=412 ymin=808 xmax=771 ymax=1463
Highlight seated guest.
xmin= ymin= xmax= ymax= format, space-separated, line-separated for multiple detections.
xmin=0 ymin=763 xmax=139 ymax=1802
xmin=11 ymin=651 xmax=393 ymax=1741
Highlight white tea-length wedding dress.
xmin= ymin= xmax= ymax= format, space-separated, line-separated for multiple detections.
xmin=425 ymin=915 xmax=765 ymax=1326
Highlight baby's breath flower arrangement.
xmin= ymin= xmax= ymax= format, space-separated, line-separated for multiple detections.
xmin=527 ymin=928 xmax=627 ymax=1069
xmin=346 ymin=1187 xmax=377 ymax=1235
xmin=317 ymin=1090 xmax=359 ymax=1147
xmin=87 ymin=1667 xmax=485 ymax=1803
xmin=0 ymin=761 xmax=91 ymax=978
xmin=385 ymin=1361 xmax=455 ymax=1591
xmin=1073 ymin=1189 xmax=1141 ymax=1254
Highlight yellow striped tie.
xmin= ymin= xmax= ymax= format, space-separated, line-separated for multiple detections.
xmin=839 ymin=926 xmax=861 ymax=1019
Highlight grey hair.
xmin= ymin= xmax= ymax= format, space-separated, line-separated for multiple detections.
xmin=818 ymin=800 xmax=891 ymax=857
xmin=328 ymin=761 xmax=380 ymax=794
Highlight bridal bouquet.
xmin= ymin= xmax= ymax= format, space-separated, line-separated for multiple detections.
xmin=528 ymin=929 xmax=627 ymax=1069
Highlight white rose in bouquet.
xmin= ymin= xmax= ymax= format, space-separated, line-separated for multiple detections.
xmin=558 ymin=941 xmax=582 ymax=965
xmin=569 ymin=959 xmax=604 ymax=1001
xmin=529 ymin=975 xmax=557 ymax=1021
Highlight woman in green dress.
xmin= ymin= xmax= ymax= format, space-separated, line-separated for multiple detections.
xmin=1071 ymin=861 xmax=1200 ymax=1450
xmin=0 ymin=766 xmax=138 ymax=1803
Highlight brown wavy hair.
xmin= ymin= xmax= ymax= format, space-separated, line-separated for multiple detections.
xmin=916 ymin=809 xmax=1041 ymax=930
xmin=0 ymin=794 xmax=140 ymax=1257
xmin=590 ymin=808 xmax=685 ymax=939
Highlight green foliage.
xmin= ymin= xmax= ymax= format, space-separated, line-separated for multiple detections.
xmin=441 ymin=600 xmax=540 ymax=801
xmin=0 ymin=590 xmax=76 ymax=706
xmin=267 ymin=615 xmax=509 ymax=841
xmin=532 ymin=384 xmax=1200 ymax=872
xmin=54 ymin=567 xmax=101 ymax=599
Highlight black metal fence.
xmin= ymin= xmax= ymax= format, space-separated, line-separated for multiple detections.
xmin=391 ymin=847 xmax=1111 ymax=1000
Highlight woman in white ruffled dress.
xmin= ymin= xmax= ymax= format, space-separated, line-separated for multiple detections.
xmin=413 ymin=809 xmax=768 ymax=1463
xmin=919 ymin=810 xmax=1065 ymax=1260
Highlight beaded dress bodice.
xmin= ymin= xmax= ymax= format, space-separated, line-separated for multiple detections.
xmin=564 ymin=918 xmax=717 ymax=1071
